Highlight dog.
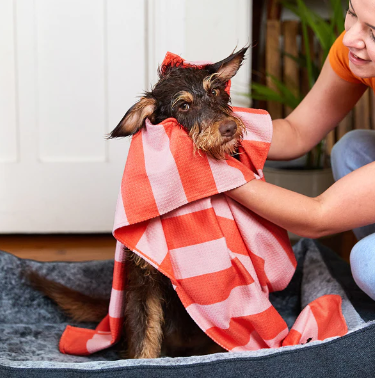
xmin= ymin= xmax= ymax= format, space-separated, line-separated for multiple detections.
xmin=28 ymin=47 xmax=248 ymax=359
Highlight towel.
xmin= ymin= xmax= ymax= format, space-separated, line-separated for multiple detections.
xmin=59 ymin=54 xmax=348 ymax=356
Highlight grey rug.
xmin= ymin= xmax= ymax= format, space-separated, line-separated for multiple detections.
xmin=1 ymin=238 xmax=375 ymax=378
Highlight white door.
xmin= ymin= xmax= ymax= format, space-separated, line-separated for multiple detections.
xmin=0 ymin=0 xmax=251 ymax=233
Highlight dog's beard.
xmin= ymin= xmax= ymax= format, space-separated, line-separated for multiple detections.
xmin=189 ymin=117 xmax=245 ymax=160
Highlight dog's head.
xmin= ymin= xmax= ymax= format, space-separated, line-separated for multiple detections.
xmin=109 ymin=47 xmax=248 ymax=160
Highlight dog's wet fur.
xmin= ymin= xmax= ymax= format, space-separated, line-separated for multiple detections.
xmin=109 ymin=47 xmax=248 ymax=160
xmin=28 ymin=47 xmax=248 ymax=359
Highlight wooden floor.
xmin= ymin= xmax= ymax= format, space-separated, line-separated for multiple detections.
xmin=0 ymin=234 xmax=116 ymax=261
xmin=0 ymin=231 xmax=357 ymax=263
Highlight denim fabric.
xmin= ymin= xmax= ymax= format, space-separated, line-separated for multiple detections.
xmin=331 ymin=129 xmax=375 ymax=300
xmin=350 ymin=234 xmax=375 ymax=300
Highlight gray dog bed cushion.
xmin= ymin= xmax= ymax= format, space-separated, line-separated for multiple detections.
xmin=1 ymin=238 xmax=375 ymax=378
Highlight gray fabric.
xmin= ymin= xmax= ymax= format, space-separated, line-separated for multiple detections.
xmin=0 ymin=251 xmax=114 ymax=324
xmin=268 ymin=237 xmax=307 ymax=329
xmin=301 ymin=244 xmax=365 ymax=330
xmin=0 ymin=238 xmax=375 ymax=377
xmin=0 ymin=251 xmax=119 ymax=362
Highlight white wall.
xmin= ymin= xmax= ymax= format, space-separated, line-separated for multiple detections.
xmin=147 ymin=0 xmax=252 ymax=106
xmin=184 ymin=0 xmax=252 ymax=107
xmin=0 ymin=0 xmax=253 ymax=233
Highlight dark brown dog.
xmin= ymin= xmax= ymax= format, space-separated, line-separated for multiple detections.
xmin=109 ymin=47 xmax=248 ymax=159
xmin=28 ymin=47 xmax=248 ymax=359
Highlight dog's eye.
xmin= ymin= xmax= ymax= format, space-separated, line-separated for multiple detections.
xmin=211 ymin=89 xmax=219 ymax=96
xmin=179 ymin=102 xmax=190 ymax=111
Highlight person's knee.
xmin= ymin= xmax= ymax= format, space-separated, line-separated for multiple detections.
xmin=350 ymin=234 xmax=375 ymax=300
xmin=331 ymin=129 xmax=375 ymax=181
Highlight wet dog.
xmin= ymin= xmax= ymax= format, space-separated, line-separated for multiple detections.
xmin=28 ymin=47 xmax=248 ymax=359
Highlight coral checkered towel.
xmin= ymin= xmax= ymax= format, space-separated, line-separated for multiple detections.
xmin=59 ymin=106 xmax=348 ymax=356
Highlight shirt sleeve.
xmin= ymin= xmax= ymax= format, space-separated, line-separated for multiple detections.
xmin=329 ymin=31 xmax=363 ymax=84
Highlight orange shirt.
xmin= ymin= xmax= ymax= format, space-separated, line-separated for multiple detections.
xmin=329 ymin=31 xmax=375 ymax=89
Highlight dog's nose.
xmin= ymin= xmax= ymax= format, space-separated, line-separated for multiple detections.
xmin=219 ymin=120 xmax=237 ymax=137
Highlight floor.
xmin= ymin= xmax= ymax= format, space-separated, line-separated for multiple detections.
xmin=0 ymin=234 xmax=116 ymax=262
xmin=0 ymin=231 xmax=357 ymax=263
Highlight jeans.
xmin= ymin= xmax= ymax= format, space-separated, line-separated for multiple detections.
xmin=331 ymin=129 xmax=375 ymax=300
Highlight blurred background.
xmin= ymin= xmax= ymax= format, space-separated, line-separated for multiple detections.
xmin=0 ymin=0 xmax=358 ymax=261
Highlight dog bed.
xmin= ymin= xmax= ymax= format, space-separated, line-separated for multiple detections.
xmin=1 ymin=238 xmax=375 ymax=378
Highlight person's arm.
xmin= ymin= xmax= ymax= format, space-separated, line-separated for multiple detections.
xmin=267 ymin=59 xmax=366 ymax=161
xmin=227 ymin=160 xmax=375 ymax=238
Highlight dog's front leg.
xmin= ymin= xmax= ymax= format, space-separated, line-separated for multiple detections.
xmin=124 ymin=252 xmax=164 ymax=359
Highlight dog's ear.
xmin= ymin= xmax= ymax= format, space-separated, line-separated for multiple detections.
xmin=108 ymin=97 xmax=156 ymax=138
xmin=209 ymin=47 xmax=248 ymax=82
